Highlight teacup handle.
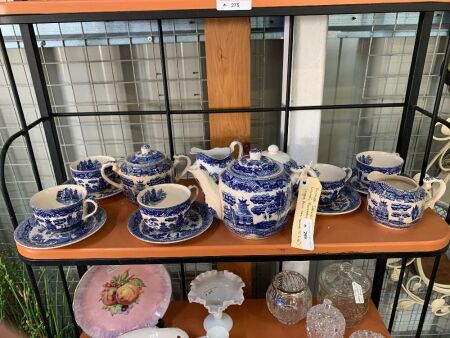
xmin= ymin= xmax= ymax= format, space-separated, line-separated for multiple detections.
xmin=342 ymin=167 xmax=353 ymax=182
xmin=82 ymin=199 xmax=98 ymax=221
xmin=423 ymin=177 xmax=446 ymax=209
xmin=173 ymin=155 xmax=192 ymax=181
xmin=187 ymin=185 xmax=199 ymax=205
xmin=229 ymin=141 xmax=244 ymax=159
xmin=101 ymin=162 xmax=123 ymax=190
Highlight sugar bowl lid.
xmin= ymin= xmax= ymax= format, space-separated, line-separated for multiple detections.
xmin=128 ymin=144 xmax=166 ymax=165
xmin=306 ymin=299 xmax=345 ymax=337
xmin=319 ymin=262 xmax=372 ymax=298
xmin=229 ymin=148 xmax=282 ymax=178
xmin=262 ymin=145 xmax=291 ymax=164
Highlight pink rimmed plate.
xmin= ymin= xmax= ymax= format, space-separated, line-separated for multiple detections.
xmin=73 ymin=265 xmax=172 ymax=338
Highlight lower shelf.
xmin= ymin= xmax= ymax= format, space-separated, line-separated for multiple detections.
xmin=80 ymin=299 xmax=390 ymax=337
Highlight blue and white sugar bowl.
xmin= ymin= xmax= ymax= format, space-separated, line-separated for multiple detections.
xmin=31 ymin=184 xmax=98 ymax=231
xmin=137 ymin=183 xmax=199 ymax=231
xmin=355 ymin=151 xmax=404 ymax=187
xmin=190 ymin=148 xmax=302 ymax=239
xmin=101 ymin=144 xmax=191 ymax=203
xmin=367 ymin=172 xmax=446 ymax=229
xmin=70 ymin=155 xmax=116 ymax=193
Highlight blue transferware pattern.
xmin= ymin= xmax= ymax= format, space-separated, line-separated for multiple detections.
xmin=128 ymin=201 xmax=214 ymax=244
xmin=14 ymin=207 xmax=107 ymax=249
xmin=317 ymin=186 xmax=361 ymax=215
xmin=101 ymin=144 xmax=191 ymax=203
xmin=355 ymin=152 xmax=403 ymax=187
xmin=190 ymin=148 xmax=302 ymax=239
xmin=142 ymin=188 xmax=167 ymax=205
xmin=56 ymin=187 xmax=82 ymax=205
xmin=77 ymin=159 xmax=102 ymax=171
xmin=367 ymin=172 xmax=445 ymax=228
xmin=66 ymin=178 xmax=121 ymax=200
xmin=349 ymin=176 xmax=369 ymax=194
xmin=191 ymin=141 xmax=243 ymax=184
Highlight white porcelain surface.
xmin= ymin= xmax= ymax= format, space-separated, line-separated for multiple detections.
xmin=118 ymin=327 xmax=189 ymax=338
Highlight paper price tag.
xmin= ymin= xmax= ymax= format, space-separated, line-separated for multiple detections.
xmin=291 ymin=176 xmax=322 ymax=251
xmin=217 ymin=0 xmax=252 ymax=11
xmin=352 ymin=282 xmax=364 ymax=304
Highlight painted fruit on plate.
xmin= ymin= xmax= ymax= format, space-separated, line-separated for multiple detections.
xmin=73 ymin=265 xmax=172 ymax=338
xmin=100 ymin=270 xmax=145 ymax=315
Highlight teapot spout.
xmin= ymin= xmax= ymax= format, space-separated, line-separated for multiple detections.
xmin=188 ymin=164 xmax=223 ymax=219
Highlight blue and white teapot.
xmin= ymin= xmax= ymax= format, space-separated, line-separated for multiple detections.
xmin=101 ymin=144 xmax=191 ymax=203
xmin=189 ymin=148 xmax=303 ymax=239
xmin=367 ymin=171 xmax=445 ymax=229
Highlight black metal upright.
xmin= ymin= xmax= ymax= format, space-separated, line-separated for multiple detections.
xmin=20 ymin=24 xmax=67 ymax=184
xmin=282 ymin=16 xmax=295 ymax=152
xmin=396 ymin=12 xmax=434 ymax=162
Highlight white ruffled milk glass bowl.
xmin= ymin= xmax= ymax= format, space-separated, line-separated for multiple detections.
xmin=188 ymin=270 xmax=245 ymax=333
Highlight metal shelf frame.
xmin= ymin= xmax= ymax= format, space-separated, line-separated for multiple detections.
xmin=1 ymin=3 xmax=450 ymax=338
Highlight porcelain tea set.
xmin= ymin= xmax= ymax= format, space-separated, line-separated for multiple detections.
xmin=13 ymin=139 xmax=446 ymax=250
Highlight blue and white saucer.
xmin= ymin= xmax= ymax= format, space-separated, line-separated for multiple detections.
xmin=14 ymin=207 xmax=107 ymax=249
xmin=349 ymin=176 xmax=369 ymax=195
xmin=128 ymin=201 xmax=214 ymax=244
xmin=65 ymin=178 xmax=121 ymax=200
xmin=317 ymin=186 xmax=361 ymax=215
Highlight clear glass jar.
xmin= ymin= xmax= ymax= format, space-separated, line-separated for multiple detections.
xmin=349 ymin=330 xmax=384 ymax=338
xmin=317 ymin=262 xmax=372 ymax=327
xmin=306 ymin=299 xmax=345 ymax=338
xmin=266 ymin=270 xmax=312 ymax=325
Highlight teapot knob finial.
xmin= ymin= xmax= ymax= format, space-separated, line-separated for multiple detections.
xmin=249 ymin=148 xmax=262 ymax=160
xmin=141 ymin=144 xmax=151 ymax=155
xmin=267 ymin=144 xmax=279 ymax=154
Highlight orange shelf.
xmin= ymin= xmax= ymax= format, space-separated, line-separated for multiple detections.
xmin=16 ymin=184 xmax=450 ymax=262
xmin=1 ymin=0 xmax=450 ymax=16
xmin=81 ymin=299 xmax=390 ymax=338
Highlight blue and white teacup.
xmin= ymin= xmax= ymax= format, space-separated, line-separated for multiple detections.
xmin=137 ymin=183 xmax=199 ymax=232
xmin=355 ymin=151 xmax=404 ymax=187
xmin=313 ymin=163 xmax=352 ymax=204
xmin=70 ymin=156 xmax=116 ymax=193
xmin=31 ymin=184 xmax=98 ymax=231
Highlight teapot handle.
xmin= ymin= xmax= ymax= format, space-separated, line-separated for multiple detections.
xmin=229 ymin=141 xmax=243 ymax=159
xmin=173 ymin=155 xmax=192 ymax=182
xmin=423 ymin=176 xmax=446 ymax=209
xmin=101 ymin=162 xmax=123 ymax=190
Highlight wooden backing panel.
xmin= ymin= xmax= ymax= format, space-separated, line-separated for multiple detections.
xmin=204 ymin=17 xmax=252 ymax=296
xmin=81 ymin=299 xmax=390 ymax=338
xmin=204 ymin=17 xmax=251 ymax=148
xmin=2 ymin=0 xmax=450 ymax=16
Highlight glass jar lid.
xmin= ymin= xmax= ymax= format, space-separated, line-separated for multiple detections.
xmin=128 ymin=144 xmax=166 ymax=165
xmin=271 ymin=270 xmax=308 ymax=294
xmin=319 ymin=262 xmax=372 ymax=298
xmin=229 ymin=148 xmax=282 ymax=179
xmin=306 ymin=299 xmax=345 ymax=337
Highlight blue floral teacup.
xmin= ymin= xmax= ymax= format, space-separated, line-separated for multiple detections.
xmin=31 ymin=184 xmax=98 ymax=231
xmin=70 ymin=156 xmax=116 ymax=193
xmin=137 ymin=183 xmax=199 ymax=232
xmin=355 ymin=151 xmax=404 ymax=187
xmin=313 ymin=163 xmax=352 ymax=204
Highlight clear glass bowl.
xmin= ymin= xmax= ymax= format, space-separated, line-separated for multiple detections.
xmin=266 ymin=270 xmax=312 ymax=325
xmin=349 ymin=330 xmax=385 ymax=338
xmin=306 ymin=299 xmax=345 ymax=338
xmin=317 ymin=262 xmax=372 ymax=327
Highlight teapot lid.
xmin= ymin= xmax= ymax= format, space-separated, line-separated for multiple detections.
xmin=128 ymin=144 xmax=166 ymax=165
xmin=262 ymin=145 xmax=291 ymax=164
xmin=229 ymin=148 xmax=281 ymax=178
xmin=319 ymin=262 xmax=372 ymax=298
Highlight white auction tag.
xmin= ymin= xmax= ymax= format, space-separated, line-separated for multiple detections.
xmin=217 ymin=0 xmax=252 ymax=11
xmin=352 ymin=281 xmax=364 ymax=304
xmin=291 ymin=176 xmax=322 ymax=251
